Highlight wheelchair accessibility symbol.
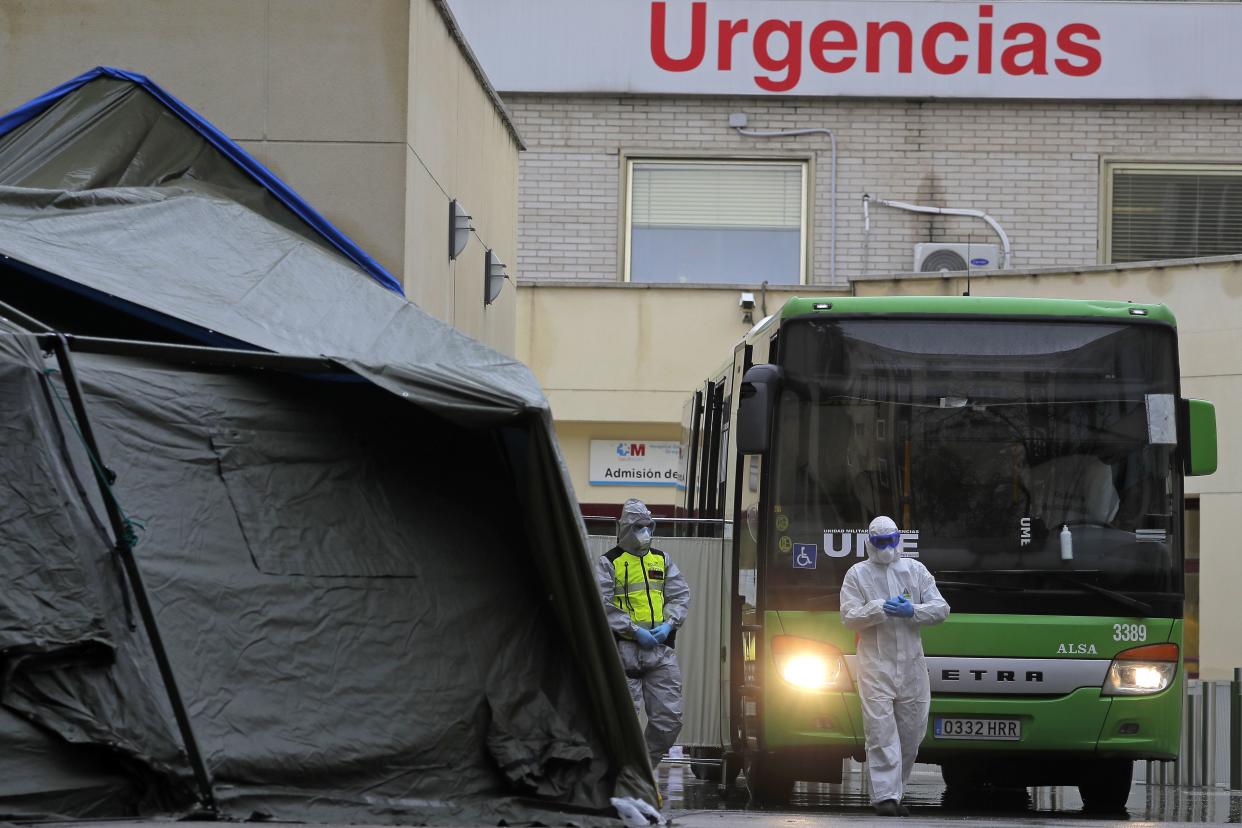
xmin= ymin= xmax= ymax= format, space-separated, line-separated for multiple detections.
xmin=792 ymin=543 xmax=817 ymax=570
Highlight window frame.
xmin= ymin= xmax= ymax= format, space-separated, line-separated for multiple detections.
xmin=1101 ymin=160 xmax=1242 ymax=264
xmin=621 ymin=155 xmax=811 ymax=284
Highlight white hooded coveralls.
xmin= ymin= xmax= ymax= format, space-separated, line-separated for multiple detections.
xmin=839 ymin=525 xmax=949 ymax=805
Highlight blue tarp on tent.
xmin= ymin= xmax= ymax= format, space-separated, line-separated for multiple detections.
xmin=0 ymin=66 xmax=403 ymax=295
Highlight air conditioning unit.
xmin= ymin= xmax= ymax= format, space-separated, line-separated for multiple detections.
xmin=914 ymin=242 xmax=1000 ymax=273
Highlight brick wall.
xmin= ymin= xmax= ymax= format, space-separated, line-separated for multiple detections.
xmin=507 ymin=95 xmax=1242 ymax=285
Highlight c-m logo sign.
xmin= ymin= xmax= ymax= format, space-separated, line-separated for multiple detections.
xmin=615 ymin=442 xmax=646 ymax=457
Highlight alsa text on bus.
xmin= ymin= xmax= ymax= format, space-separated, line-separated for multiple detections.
xmin=651 ymin=2 xmax=1102 ymax=92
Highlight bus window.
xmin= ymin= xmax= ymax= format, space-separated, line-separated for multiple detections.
xmin=766 ymin=317 xmax=1182 ymax=617
xmin=696 ymin=382 xmax=715 ymax=523
xmin=680 ymin=390 xmax=703 ymax=532
xmin=702 ymin=382 xmax=725 ymax=532
xmin=717 ymin=393 xmax=730 ymax=524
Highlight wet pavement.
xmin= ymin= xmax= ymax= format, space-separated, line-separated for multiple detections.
xmin=662 ymin=759 xmax=1242 ymax=825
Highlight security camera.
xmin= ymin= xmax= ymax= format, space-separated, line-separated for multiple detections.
xmin=739 ymin=291 xmax=757 ymax=324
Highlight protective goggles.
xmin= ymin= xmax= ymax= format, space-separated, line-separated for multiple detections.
xmin=635 ymin=519 xmax=656 ymax=533
xmin=868 ymin=530 xmax=902 ymax=550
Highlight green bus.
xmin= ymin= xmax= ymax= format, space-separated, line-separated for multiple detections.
xmin=677 ymin=296 xmax=1216 ymax=811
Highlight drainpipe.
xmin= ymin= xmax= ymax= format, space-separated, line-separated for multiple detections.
xmin=730 ymin=115 xmax=837 ymax=285
xmin=863 ymin=194 xmax=1013 ymax=270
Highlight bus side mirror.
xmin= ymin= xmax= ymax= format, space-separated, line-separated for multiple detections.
xmin=1182 ymin=398 xmax=1217 ymax=476
xmin=737 ymin=364 xmax=783 ymax=455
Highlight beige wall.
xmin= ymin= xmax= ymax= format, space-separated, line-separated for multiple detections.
xmin=518 ymin=256 xmax=1242 ymax=677
xmin=517 ymin=281 xmax=816 ymax=506
xmin=0 ymin=0 xmax=520 ymax=354
xmin=404 ymin=0 xmax=519 ymax=352
xmin=517 ymin=281 xmax=816 ymax=426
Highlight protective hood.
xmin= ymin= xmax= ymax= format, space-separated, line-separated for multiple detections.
xmin=617 ymin=499 xmax=654 ymax=554
xmin=865 ymin=515 xmax=901 ymax=566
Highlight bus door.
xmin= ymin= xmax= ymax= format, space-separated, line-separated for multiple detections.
xmin=730 ymin=333 xmax=775 ymax=755
xmin=725 ymin=344 xmax=753 ymax=752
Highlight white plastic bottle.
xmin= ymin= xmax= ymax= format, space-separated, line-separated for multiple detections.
xmin=1060 ymin=524 xmax=1073 ymax=561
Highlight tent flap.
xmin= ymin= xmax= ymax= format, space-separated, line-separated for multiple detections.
xmin=0 ymin=330 xmax=113 ymax=661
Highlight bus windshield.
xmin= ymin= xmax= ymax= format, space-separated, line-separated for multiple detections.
xmin=765 ymin=317 xmax=1183 ymax=617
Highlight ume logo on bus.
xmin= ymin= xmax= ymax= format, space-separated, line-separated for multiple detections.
xmin=824 ymin=530 xmax=919 ymax=557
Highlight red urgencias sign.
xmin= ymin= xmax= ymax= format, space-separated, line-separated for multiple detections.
xmin=448 ymin=0 xmax=1242 ymax=101
xmin=650 ymin=3 xmax=1100 ymax=92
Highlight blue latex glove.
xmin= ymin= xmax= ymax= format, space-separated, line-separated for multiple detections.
xmin=652 ymin=623 xmax=672 ymax=644
xmin=633 ymin=626 xmax=659 ymax=649
xmin=883 ymin=595 xmax=915 ymax=618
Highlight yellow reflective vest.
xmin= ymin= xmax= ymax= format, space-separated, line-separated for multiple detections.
xmin=605 ymin=545 xmax=674 ymax=643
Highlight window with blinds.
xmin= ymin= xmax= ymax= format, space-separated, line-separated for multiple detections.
xmin=1108 ymin=164 xmax=1242 ymax=263
xmin=626 ymin=159 xmax=806 ymax=284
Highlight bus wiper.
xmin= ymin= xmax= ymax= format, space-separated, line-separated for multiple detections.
xmin=937 ymin=569 xmax=1153 ymax=615
xmin=936 ymin=579 xmax=1023 ymax=592
xmin=805 ymin=587 xmax=843 ymax=608
xmin=1043 ymin=572 xmax=1154 ymax=616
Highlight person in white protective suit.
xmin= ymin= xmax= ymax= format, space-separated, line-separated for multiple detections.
xmin=840 ymin=516 xmax=950 ymax=817
xmin=596 ymin=499 xmax=692 ymax=770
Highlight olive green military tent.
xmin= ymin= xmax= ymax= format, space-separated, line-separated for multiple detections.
xmin=0 ymin=68 xmax=654 ymax=823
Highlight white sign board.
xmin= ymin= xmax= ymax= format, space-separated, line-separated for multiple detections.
xmin=590 ymin=440 xmax=683 ymax=487
xmin=449 ymin=1 xmax=1242 ymax=100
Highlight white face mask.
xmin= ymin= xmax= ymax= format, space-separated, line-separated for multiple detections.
xmin=634 ymin=527 xmax=653 ymax=550
xmin=870 ymin=545 xmax=897 ymax=565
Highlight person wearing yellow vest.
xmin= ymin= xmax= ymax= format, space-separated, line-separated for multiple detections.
xmin=596 ymin=498 xmax=691 ymax=769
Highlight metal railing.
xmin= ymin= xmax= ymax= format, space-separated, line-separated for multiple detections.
xmin=1140 ymin=669 xmax=1242 ymax=789
xmin=582 ymin=515 xmax=732 ymax=539
xmin=581 ymin=516 xmax=733 ymax=526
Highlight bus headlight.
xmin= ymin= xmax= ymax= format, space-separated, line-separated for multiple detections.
xmin=771 ymin=636 xmax=850 ymax=691
xmin=1102 ymin=643 xmax=1179 ymax=696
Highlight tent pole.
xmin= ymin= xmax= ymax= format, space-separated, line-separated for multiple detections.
xmin=0 ymin=295 xmax=55 ymax=333
xmin=48 ymin=333 xmax=218 ymax=814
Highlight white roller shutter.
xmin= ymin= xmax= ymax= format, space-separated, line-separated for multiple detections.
xmin=631 ymin=161 xmax=803 ymax=229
